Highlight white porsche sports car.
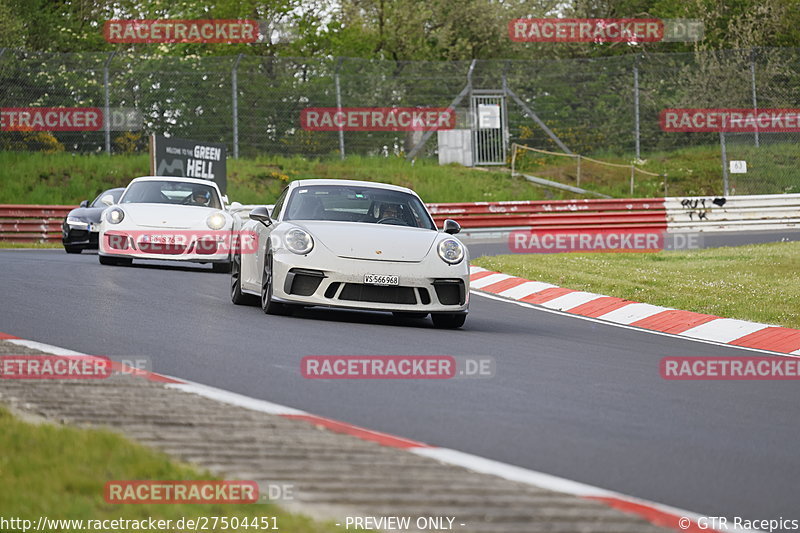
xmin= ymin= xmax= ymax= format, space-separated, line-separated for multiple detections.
xmin=98 ymin=176 xmax=234 ymax=272
xmin=232 ymin=179 xmax=470 ymax=328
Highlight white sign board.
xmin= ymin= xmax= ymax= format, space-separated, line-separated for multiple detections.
xmin=729 ymin=160 xmax=747 ymax=174
xmin=478 ymin=104 xmax=501 ymax=129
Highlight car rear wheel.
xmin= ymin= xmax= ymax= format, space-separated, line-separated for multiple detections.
xmin=98 ymin=255 xmax=132 ymax=266
xmin=261 ymin=254 xmax=291 ymax=316
xmin=231 ymin=252 xmax=258 ymax=306
xmin=64 ymin=245 xmax=82 ymax=254
xmin=431 ymin=313 xmax=466 ymax=329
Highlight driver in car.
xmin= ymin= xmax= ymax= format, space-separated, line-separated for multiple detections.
xmin=379 ymin=203 xmax=401 ymax=220
xmin=190 ymin=188 xmax=210 ymax=206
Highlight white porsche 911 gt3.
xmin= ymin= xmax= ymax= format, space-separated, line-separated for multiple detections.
xmin=232 ymin=179 xmax=470 ymax=328
xmin=98 ymin=176 xmax=234 ymax=272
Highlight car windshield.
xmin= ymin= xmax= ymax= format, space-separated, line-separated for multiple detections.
xmin=283 ymin=185 xmax=435 ymax=230
xmin=90 ymin=189 xmax=123 ymax=207
xmin=120 ymin=181 xmax=221 ymax=209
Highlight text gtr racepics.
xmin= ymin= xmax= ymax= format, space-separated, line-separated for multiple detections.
xmin=232 ymin=179 xmax=470 ymax=329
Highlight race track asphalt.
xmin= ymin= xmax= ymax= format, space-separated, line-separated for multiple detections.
xmin=1 ymin=249 xmax=798 ymax=522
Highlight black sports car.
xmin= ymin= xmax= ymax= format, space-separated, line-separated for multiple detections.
xmin=62 ymin=188 xmax=125 ymax=253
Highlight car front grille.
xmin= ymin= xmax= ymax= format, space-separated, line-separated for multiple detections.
xmin=338 ymin=283 xmax=417 ymax=305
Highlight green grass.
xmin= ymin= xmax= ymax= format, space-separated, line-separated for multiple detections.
xmin=0 ymin=405 xmax=345 ymax=532
xmin=513 ymin=142 xmax=800 ymax=197
xmin=0 ymin=241 xmax=62 ymax=249
xmin=472 ymin=241 xmax=800 ymax=329
xmin=0 ymin=152 xmax=554 ymax=206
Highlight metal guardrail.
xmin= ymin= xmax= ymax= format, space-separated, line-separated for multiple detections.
xmin=1 ymin=195 xmax=797 ymax=243
xmin=0 ymin=205 xmax=71 ymax=243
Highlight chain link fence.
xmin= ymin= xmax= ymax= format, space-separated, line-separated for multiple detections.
xmin=1 ymin=48 xmax=799 ymax=194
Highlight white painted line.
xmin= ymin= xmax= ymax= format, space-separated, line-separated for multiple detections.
xmin=7 ymin=339 xmax=86 ymax=356
xmin=411 ymin=448 xmax=755 ymax=532
xmin=470 ymin=289 xmax=800 ymax=359
xmin=469 ymin=265 xmax=488 ymax=274
xmin=498 ymin=281 xmax=557 ymax=299
xmin=166 ymin=381 xmax=307 ymax=416
xmin=541 ymin=291 xmax=604 ymax=312
xmin=680 ymin=319 xmax=771 ymax=343
xmin=470 ymin=273 xmax=511 ymax=289
xmin=596 ymin=303 xmax=670 ymax=325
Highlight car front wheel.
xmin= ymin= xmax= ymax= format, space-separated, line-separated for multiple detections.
xmin=261 ymin=254 xmax=291 ymax=316
xmin=231 ymin=252 xmax=258 ymax=306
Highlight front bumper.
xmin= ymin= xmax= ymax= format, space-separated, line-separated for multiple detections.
xmin=62 ymin=227 xmax=99 ymax=249
xmin=98 ymin=230 xmax=230 ymax=263
xmin=270 ymin=249 xmax=470 ymax=313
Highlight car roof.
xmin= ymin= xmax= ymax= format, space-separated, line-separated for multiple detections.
xmin=127 ymin=176 xmax=222 ymax=191
xmin=288 ymin=179 xmax=416 ymax=196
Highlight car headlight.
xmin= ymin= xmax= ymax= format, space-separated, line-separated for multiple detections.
xmin=284 ymin=228 xmax=313 ymax=254
xmin=206 ymin=212 xmax=226 ymax=230
xmin=437 ymin=238 xmax=464 ymax=264
xmin=106 ymin=208 xmax=125 ymax=224
xmin=66 ymin=217 xmax=89 ymax=228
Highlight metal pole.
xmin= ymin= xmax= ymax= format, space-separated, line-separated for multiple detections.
xmin=633 ymin=54 xmax=641 ymax=160
xmin=630 ymin=165 xmax=635 ymax=196
xmin=720 ymin=131 xmax=730 ymax=195
xmin=576 ymin=155 xmax=581 ymax=186
xmin=750 ymin=48 xmax=760 ymax=148
xmin=334 ymin=57 xmax=345 ymax=161
xmin=103 ymin=51 xmax=116 ymax=155
xmin=406 ymin=59 xmax=477 ymax=161
xmin=232 ymin=53 xmax=243 ymax=159
xmin=506 ymin=86 xmax=572 ymax=155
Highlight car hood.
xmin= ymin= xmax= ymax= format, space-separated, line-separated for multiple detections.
xmin=296 ymin=221 xmax=438 ymax=262
xmin=66 ymin=206 xmax=106 ymax=223
xmin=117 ymin=204 xmax=221 ymax=229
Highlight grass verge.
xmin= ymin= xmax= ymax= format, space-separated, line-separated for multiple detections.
xmin=472 ymin=241 xmax=800 ymax=329
xmin=0 ymin=242 xmax=63 ymax=249
xmin=0 ymin=152 xmax=553 ymax=206
xmin=0 ymin=405 xmax=345 ymax=532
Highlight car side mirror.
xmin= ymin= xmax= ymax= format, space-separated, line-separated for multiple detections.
xmin=249 ymin=206 xmax=273 ymax=226
xmin=79 ymin=200 xmax=89 ymax=208
xmin=100 ymin=195 xmax=115 ymax=206
xmin=443 ymin=219 xmax=461 ymax=235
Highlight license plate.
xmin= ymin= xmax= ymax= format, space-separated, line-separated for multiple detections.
xmin=147 ymin=234 xmax=177 ymax=244
xmin=364 ymin=274 xmax=399 ymax=286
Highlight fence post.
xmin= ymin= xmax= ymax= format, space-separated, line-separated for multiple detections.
xmin=633 ymin=54 xmax=641 ymax=160
xmin=334 ymin=57 xmax=345 ymax=161
xmin=750 ymin=47 xmax=759 ymax=148
xmin=720 ymin=131 xmax=730 ymax=195
xmin=103 ymin=51 xmax=116 ymax=155
xmin=630 ymin=165 xmax=635 ymax=196
xmin=232 ymin=53 xmax=243 ymax=159
xmin=576 ymin=155 xmax=581 ymax=186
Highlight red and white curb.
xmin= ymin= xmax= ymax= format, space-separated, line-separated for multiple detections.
xmin=0 ymin=331 xmax=755 ymax=532
xmin=469 ymin=266 xmax=800 ymax=357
